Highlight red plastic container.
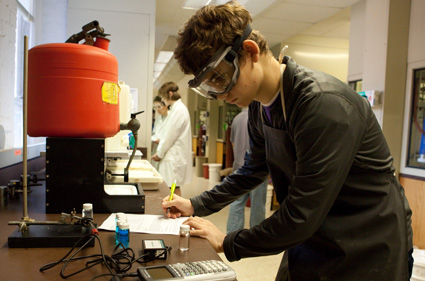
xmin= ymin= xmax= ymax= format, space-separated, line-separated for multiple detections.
xmin=28 ymin=43 xmax=120 ymax=138
xmin=203 ymin=163 xmax=209 ymax=179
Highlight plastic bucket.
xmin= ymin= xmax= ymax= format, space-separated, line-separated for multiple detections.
xmin=412 ymin=249 xmax=425 ymax=280
xmin=203 ymin=163 xmax=209 ymax=179
xmin=195 ymin=156 xmax=208 ymax=177
xmin=209 ymin=164 xmax=222 ymax=183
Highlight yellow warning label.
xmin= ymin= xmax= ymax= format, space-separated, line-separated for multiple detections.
xmin=102 ymin=82 xmax=120 ymax=104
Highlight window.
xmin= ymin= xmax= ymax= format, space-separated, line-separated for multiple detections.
xmin=14 ymin=0 xmax=44 ymax=147
xmin=407 ymin=68 xmax=425 ymax=168
xmin=14 ymin=6 xmax=31 ymax=147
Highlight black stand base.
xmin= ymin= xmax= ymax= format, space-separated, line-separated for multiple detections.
xmin=8 ymin=224 xmax=95 ymax=248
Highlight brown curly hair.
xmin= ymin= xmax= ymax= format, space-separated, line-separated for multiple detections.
xmin=158 ymin=81 xmax=181 ymax=101
xmin=174 ymin=1 xmax=269 ymax=75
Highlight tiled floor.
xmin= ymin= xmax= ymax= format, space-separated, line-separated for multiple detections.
xmin=180 ymin=167 xmax=283 ymax=281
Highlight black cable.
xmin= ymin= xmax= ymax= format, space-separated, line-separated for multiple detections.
xmin=60 ymin=234 xmax=114 ymax=279
xmin=39 ymin=233 xmax=96 ymax=272
xmin=90 ymin=273 xmax=116 ymax=281
xmin=39 ymin=222 xmax=171 ymax=279
xmin=86 ymin=243 xmax=139 ymax=273
xmin=40 ymin=218 xmax=116 ymax=279
xmin=88 ymin=244 xmax=172 ymax=279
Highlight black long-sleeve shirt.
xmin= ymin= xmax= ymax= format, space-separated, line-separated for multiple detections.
xmin=190 ymin=56 xmax=412 ymax=280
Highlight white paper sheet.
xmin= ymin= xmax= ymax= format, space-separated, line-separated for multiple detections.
xmin=98 ymin=214 xmax=188 ymax=235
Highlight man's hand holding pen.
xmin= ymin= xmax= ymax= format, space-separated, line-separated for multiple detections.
xmin=162 ymin=194 xmax=194 ymax=218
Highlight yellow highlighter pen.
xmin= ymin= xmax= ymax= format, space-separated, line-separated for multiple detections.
xmin=166 ymin=179 xmax=177 ymax=215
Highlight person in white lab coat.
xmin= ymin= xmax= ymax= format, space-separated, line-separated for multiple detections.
xmin=151 ymin=96 xmax=168 ymax=171
xmin=152 ymin=82 xmax=192 ymax=196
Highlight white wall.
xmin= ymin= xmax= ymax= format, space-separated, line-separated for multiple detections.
xmin=33 ymin=0 xmax=67 ymax=45
xmin=348 ymin=0 xmax=411 ymax=174
xmin=67 ymin=0 xmax=155 ymax=155
xmin=347 ymin=0 xmax=365 ymax=82
xmin=175 ymin=76 xmax=191 ymax=107
xmin=282 ymin=35 xmax=349 ymax=82
xmin=0 ymin=0 xmax=18 ymax=148
xmin=348 ymin=0 xmax=388 ymax=127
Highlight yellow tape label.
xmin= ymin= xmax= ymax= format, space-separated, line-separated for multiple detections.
xmin=102 ymin=82 xmax=120 ymax=104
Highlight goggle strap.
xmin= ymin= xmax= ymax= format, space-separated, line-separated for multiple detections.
xmin=225 ymin=49 xmax=238 ymax=62
xmin=225 ymin=24 xmax=252 ymax=62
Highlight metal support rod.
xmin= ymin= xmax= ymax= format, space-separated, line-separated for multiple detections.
xmin=22 ymin=36 xmax=29 ymax=221
xmin=8 ymin=221 xmax=78 ymax=226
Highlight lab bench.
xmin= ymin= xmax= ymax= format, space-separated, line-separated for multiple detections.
xmin=0 ymin=180 xmax=221 ymax=280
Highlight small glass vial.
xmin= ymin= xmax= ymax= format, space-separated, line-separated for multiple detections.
xmin=115 ymin=215 xmax=128 ymax=245
xmin=179 ymin=224 xmax=190 ymax=251
xmin=82 ymin=203 xmax=93 ymax=219
xmin=117 ymin=221 xmax=130 ymax=248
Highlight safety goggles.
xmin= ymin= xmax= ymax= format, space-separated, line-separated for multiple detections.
xmin=188 ymin=25 xmax=252 ymax=100
xmin=153 ymin=102 xmax=166 ymax=110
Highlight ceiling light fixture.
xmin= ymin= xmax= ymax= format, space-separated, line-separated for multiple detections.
xmin=294 ymin=51 xmax=348 ymax=59
xmin=183 ymin=0 xmax=212 ymax=10
xmin=182 ymin=0 xmax=251 ymax=10
xmin=153 ymin=51 xmax=175 ymax=82
xmin=156 ymin=51 xmax=174 ymax=63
